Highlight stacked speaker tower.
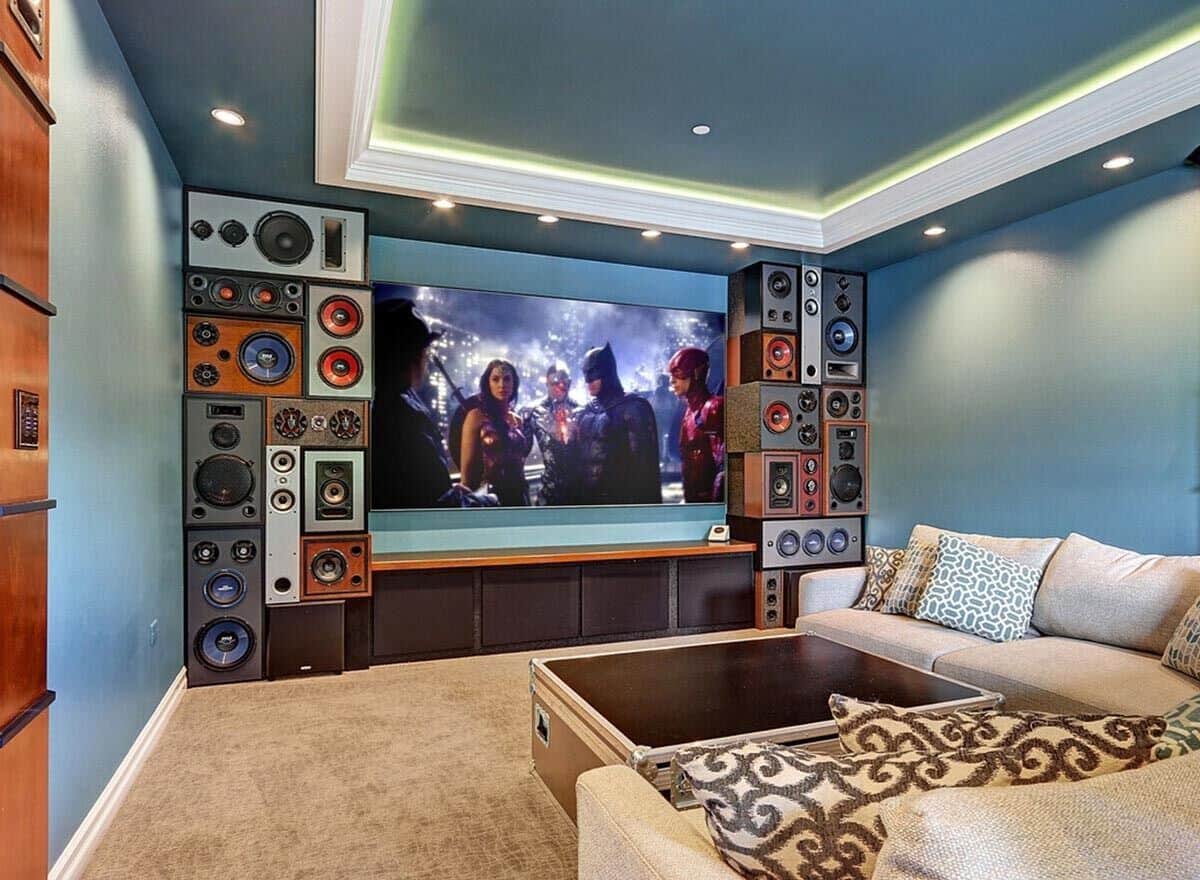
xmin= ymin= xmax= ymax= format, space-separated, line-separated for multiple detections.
xmin=726 ymin=263 xmax=868 ymax=628
xmin=182 ymin=189 xmax=372 ymax=686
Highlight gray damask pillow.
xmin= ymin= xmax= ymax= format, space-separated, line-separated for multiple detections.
xmin=879 ymin=534 xmax=938 ymax=616
xmin=853 ymin=545 xmax=905 ymax=611
xmin=914 ymin=533 xmax=1041 ymax=641
xmin=1162 ymin=595 xmax=1200 ymax=680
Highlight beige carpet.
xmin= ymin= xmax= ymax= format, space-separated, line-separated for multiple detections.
xmin=83 ymin=629 xmax=758 ymax=879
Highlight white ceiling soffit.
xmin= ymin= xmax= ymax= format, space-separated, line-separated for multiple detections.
xmin=316 ymin=0 xmax=1200 ymax=253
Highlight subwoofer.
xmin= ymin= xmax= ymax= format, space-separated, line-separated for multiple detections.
xmin=185 ymin=396 xmax=263 ymax=526
xmin=728 ymin=262 xmax=798 ymax=336
xmin=186 ymin=315 xmax=303 ymax=397
xmin=185 ymin=189 xmax=367 ymax=282
xmin=302 ymin=534 xmax=371 ymax=600
xmin=798 ymin=265 xmax=823 ymax=385
xmin=726 ymin=382 xmax=820 ymax=452
xmin=728 ymin=452 xmax=797 ymax=518
xmin=822 ymin=385 xmax=866 ymax=421
xmin=186 ymin=528 xmax=264 ymax=686
xmin=735 ymin=330 xmax=797 ymax=383
xmin=264 ymin=445 xmax=300 ymax=605
xmin=184 ymin=270 xmax=305 ymax=320
xmin=267 ymin=397 xmax=367 ymax=448
xmin=304 ymin=449 xmax=365 ymax=533
xmin=821 ymin=270 xmax=866 ymax=384
xmin=824 ymin=421 xmax=869 ymax=516
xmin=728 ymin=516 xmax=863 ymax=570
xmin=266 ymin=601 xmax=345 ymax=679
xmin=755 ymin=570 xmax=785 ymax=629
xmin=306 ymin=285 xmax=373 ymax=399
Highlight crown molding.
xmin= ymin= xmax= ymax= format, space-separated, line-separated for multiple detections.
xmin=316 ymin=0 xmax=1200 ymax=253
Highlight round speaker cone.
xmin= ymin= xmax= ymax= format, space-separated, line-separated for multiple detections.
xmin=804 ymin=478 xmax=818 ymax=495
xmin=209 ymin=422 xmax=240 ymax=450
xmin=254 ymin=211 xmax=313 ymax=265
xmin=320 ymin=480 xmax=347 ymax=505
xmin=195 ymin=454 xmax=254 ymax=507
xmin=329 ymin=409 xmax=362 ymax=440
xmin=826 ymin=318 xmax=859 ymax=355
xmin=318 ymin=296 xmax=363 ymax=338
xmin=312 ymin=550 xmax=347 ymax=584
xmin=219 ymin=220 xmax=248 ymax=247
xmin=192 ymin=321 xmax=220 ymax=346
xmin=803 ymin=269 xmax=820 ymax=287
xmin=766 ymin=336 xmax=794 ymax=370
xmin=797 ymin=389 xmax=818 ymax=412
xmin=319 ymin=348 xmax=363 ymax=389
xmin=766 ymin=270 xmax=792 ymax=298
xmin=192 ymin=541 xmax=219 ymax=564
xmin=799 ymin=424 xmax=818 ymax=445
xmin=763 ymin=401 xmax=792 ymax=434
xmin=771 ymin=477 xmax=790 ymax=497
xmin=239 ymin=332 xmax=295 ymax=384
xmin=830 ymin=464 xmax=863 ymax=502
xmin=193 ymin=363 xmax=219 ymax=387
xmin=803 ymin=457 xmax=818 ymax=474
xmin=826 ymin=390 xmax=849 ymax=418
xmin=803 ymin=529 xmax=826 ymax=556
xmin=231 ymin=540 xmax=257 ymax=563
xmin=828 ymin=529 xmax=850 ymax=554
xmin=251 ymin=283 xmax=280 ymax=309
xmin=195 ymin=618 xmax=254 ymax=671
xmin=273 ymin=408 xmax=307 ymax=440
xmin=210 ymin=278 xmax=240 ymax=307
xmin=777 ymin=529 xmax=800 ymax=557
xmin=269 ymin=449 xmax=296 ymax=473
xmin=204 ymin=571 xmax=246 ymax=608
xmin=271 ymin=489 xmax=296 ymax=512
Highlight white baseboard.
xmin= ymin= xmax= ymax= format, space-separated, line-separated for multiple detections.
xmin=49 ymin=666 xmax=187 ymax=880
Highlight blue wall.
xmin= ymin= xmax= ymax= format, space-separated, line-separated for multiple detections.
xmin=866 ymin=167 xmax=1199 ymax=553
xmin=47 ymin=0 xmax=183 ymax=861
xmin=367 ymin=236 xmax=727 ymax=551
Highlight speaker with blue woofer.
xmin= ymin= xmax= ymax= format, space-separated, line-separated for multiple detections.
xmin=186 ymin=527 xmax=264 ymax=686
xmin=820 ymin=270 xmax=865 ymax=385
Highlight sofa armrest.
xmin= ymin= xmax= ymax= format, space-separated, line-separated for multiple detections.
xmin=795 ymin=567 xmax=867 ymax=617
xmin=576 ymin=766 xmax=737 ymax=880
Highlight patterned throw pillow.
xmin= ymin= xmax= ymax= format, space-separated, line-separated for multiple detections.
xmin=675 ymin=738 xmax=1143 ymax=880
xmin=853 ymin=545 xmax=906 ymax=611
xmin=1163 ymin=595 xmax=1200 ymax=680
xmin=829 ymin=694 xmax=1166 ymax=767
xmin=914 ymin=533 xmax=1041 ymax=641
xmin=1155 ymin=693 xmax=1200 ymax=760
xmin=879 ymin=534 xmax=938 ymax=616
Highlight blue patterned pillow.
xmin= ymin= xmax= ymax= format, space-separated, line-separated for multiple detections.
xmin=1155 ymin=693 xmax=1200 ymax=760
xmin=915 ymin=534 xmax=1041 ymax=642
xmin=1163 ymin=595 xmax=1200 ymax=681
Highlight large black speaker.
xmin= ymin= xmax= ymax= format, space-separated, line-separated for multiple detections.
xmin=184 ymin=396 xmax=263 ymax=526
xmin=266 ymin=601 xmax=345 ymax=679
xmin=728 ymin=263 xmax=798 ymax=336
xmin=186 ymin=528 xmax=264 ymax=686
xmin=824 ymin=421 xmax=869 ymax=516
xmin=821 ymin=270 xmax=866 ymax=384
xmin=726 ymin=382 xmax=820 ymax=452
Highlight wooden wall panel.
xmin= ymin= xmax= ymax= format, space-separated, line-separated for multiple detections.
xmin=0 ymin=511 xmax=47 ymax=725
xmin=0 ymin=711 xmax=49 ymax=880
xmin=0 ymin=62 xmax=50 ymax=299
xmin=0 ymin=295 xmax=48 ymax=503
xmin=1 ymin=0 xmax=51 ymax=103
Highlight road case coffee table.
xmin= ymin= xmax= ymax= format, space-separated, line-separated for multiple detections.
xmin=530 ymin=632 xmax=1002 ymax=820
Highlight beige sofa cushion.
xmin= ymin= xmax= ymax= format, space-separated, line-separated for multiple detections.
xmin=873 ymin=751 xmax=1200 ymax=880
xmin=934 ymin=636 xmax=1200 ymax=714
xmin=1032 ymin=532 xmax=1200 ymax=653
xmin=801 ymin=608 xmax=993 ymax=670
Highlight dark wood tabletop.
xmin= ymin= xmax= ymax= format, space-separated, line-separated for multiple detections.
xmin=543 ymin=634 xmax=985 ymax=749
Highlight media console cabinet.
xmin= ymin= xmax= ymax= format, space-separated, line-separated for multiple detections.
xmin=369 ymin=541 xmax=756 ymax=664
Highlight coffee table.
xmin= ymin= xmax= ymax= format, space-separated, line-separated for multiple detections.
xmin=530 ymin=632 xmax=1002 ymax=820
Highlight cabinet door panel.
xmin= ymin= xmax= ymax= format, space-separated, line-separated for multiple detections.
xmin=482 ymin=565 xmax=580 ymax=646
xmin=677 ymin=555 xmax=754 ymax=628
xmin=581 ymin=560 xmax=668 ymax=637
xmin=372 ymin=570 xmax=474 ymax=657
xmin=0 ymin=511 xmax=46 ymax=726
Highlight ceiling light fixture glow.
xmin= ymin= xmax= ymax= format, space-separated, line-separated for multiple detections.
xmin=1102 ymin=155 xmax=1135 ymax=170
xmin=641 ymin=229 xmax=661 ymax=239
xmin=923 ymin=225 xmax=947 ymax=237
xmin=537 ymin=214 xmax=559 ymax=224
xmin=432 ymin=198 xmax=455 ymax=209
xmin=210 ymin=107 xmax=245 ymax=127
xmin=691 ymin=124 xmax=711 ymax=136
xmin=730 ymin=241 xmax=750 ymax=250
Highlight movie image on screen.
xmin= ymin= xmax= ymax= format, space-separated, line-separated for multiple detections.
xmin=371 ymin=282 xmax=726 ymax=510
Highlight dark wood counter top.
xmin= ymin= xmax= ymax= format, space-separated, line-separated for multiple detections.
xmin=371 ymin=539 xmax=755 ymax=572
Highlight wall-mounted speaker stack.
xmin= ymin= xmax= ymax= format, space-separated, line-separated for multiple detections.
xmin=182 ymin=188 xmax=372 ymax=687
xmin=726 ymin=262 xmax=867 ymax=629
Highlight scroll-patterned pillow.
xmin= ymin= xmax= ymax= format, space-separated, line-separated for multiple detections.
xmin=879 ymin=534 xmax=938 ymax=616
xmin=829 ymin=694 xmax=1165 ymax=769
xmin=675 ymin=738 xmax=1142 ymax=880
xmin=1162 ymin=595 xmax=1200 ymax=680
xmin=853 ymin=546 xmax=905 ymax=611
xmin=1155 ymin=693 xmax=1200 ymax=760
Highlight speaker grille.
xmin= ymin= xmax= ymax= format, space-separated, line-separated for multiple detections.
xmin=255 ymin=211 xmax=313 ymax=265
xmin=195 ymin=454 xmax=255 ymax=507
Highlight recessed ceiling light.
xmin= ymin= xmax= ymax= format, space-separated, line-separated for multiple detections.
xmin=641 ymin=229 xmax=661 ymax=239
xmin=1102 ymin=155 xmax=1135 ymax=170
xmin=923 ymin=225 xmax=947 ymax=237
xmin=537 ymin=214 xmax=559 ymax=224
xmin=432 ymin=198 xmax=455 ymax=209
xmin=210 ymin=107 xmax=245 ymax=127
xmin=730 ymin=241 xmax=750 ymax=250
xmin=691 ymin=124 xmax=711 ymax=136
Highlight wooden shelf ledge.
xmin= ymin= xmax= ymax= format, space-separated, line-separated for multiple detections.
xmin=372 ymin=539 xmax=756 ymax=572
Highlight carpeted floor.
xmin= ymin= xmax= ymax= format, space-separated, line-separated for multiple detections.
xmin=82 ymin=629 xmax=757 ymax=879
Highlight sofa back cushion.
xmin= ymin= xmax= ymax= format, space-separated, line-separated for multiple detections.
xmin=1032 ymin=532 xmax=1200 ymax=653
